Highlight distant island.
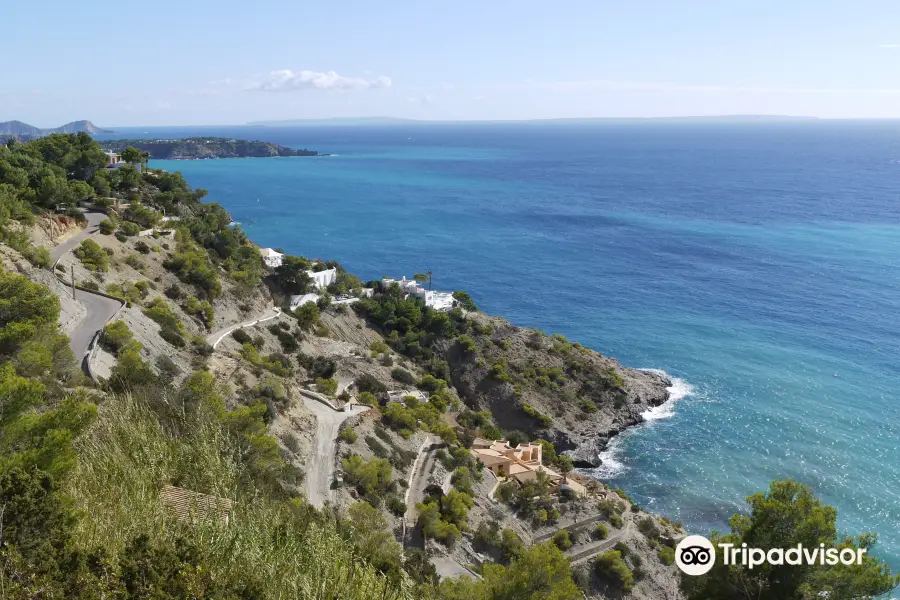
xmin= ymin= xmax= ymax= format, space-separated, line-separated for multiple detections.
xmin=0 ymin=119 xmax=111 ymax=140
xmin=100 ymin=137 xmax=322 ymax=160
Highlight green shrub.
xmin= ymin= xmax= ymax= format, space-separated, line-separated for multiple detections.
xmin=101 ymin=320 xmax=133 ymax=354
xmin=457 ymin=334 xmax=477 ymax=354
xmin=658 ymin=545 xmax=675 ymax=565
xmin=160 ymin=326 xmax=186 ymax=347
xmin=521 ymin=402 xmax=552 ymax=428
xmin=595 ymin=550 xmax=634 ymax=591
xmin=338 ymin=426 xmax=358 ymax=444
xmin=594 ymin=522 xmax=609 ymax=540
xmin=341 ymin=454 xmax=393 ymax=499
xmin=75 ymin=239 xmax=109 ymax=271
xmin=232 ymin=329 xmax=252 ymax=344
xmin=552 ymin=529 xmax=573 ymax=551
xmin=184 ymin=296 xmax=215 ymax=329
xmin=98 ymin=218 xmax=116 ymax=234
xmin=142 ymin=297 xmax=184 ymax=333
xmin=637 ymin=516 xmax=661 ymax=540
xmin=118 ymin=221 xmax=141 ymax=236
xmin=315 ymin=377 xmax=338 ymax=397
xmin=134 ymin=240 xmax=151 ymax=254
xmin=390 ymin=366 xmax=417 ymax=385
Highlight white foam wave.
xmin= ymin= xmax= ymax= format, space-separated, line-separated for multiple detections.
xmin=639 ymin=370 xmax=694 ymax=422
xmin=593 ymin=436 xmax=628 ymax=478
xmin=580 ymin=370 xmax=696 ymax=481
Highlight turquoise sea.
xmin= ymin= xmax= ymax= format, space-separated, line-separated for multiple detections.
xmin=104 ymin=121 xmax=900 ymax=566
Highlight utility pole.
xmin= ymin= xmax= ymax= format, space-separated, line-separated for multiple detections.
xmin=70 ymin=266 xmax=76 ymax=299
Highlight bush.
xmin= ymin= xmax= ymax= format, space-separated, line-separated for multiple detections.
xmin=338 ymin=426 xmax=358 ymax=444
xmin=457 ymin=334 xmax=477 ymax=354
xmin=160 ymin=326 xmax=186 ymax=347
xmin=391 ymin=367 xmax=416 ymax=385
xmin=552 ymin=530 xmax=573 ymax=551
xmin=341 ymin=454 xmax=393 ymax=499
xmin=98 ymin=218 xmax=116 ymax=234
xmin=637 ymin=517 xmax=661 ymax=541
xmin=74 ymin=239 xmax=109 ymax=271
xmin=118 ymin=221 xmax=141 ymax=236
xmin=595 ymin=550 xmax=634 ymax=591
xmin=658 ymin=546 xmax=675 ymax=565
xmin=594 ymin=522 xmax=609 ymax=540
xmin=232 ymin=329 xmax=252 ymax=345
xmin=134 ymin=240 xmax=151 ymax=254
xmin=25 ymin=246 xmax=51 ymax=268
xmin=358 ymin=391 xmax=377 ymax=406
xmin=184 ymin=296 xmax=215 ymax=329
xmin=101 ymin=320 xmax=134 ymax=354
xmin=315 ymin=377 xmax=338 ymax=397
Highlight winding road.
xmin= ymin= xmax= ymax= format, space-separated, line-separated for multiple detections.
xmin=50 ymin=212 xmax=124 ymax=362
xmin=206 ymin=306 xmax=282 ymax=349
xmin=567 ymin=513 xmax=633 ymax=566
xmin=404 ymin=437 xmax=444 ymax=527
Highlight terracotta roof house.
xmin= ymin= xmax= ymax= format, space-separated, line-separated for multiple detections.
xmin=470 ymin=439 xmax=587 ymax=496
xmin=159 ymin=485 xmax=234 ymax=525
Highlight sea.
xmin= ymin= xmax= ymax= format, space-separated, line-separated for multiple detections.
xmin=100 ymin=121 xmax=900 ymax=567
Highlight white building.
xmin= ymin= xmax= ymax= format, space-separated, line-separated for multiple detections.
xmin=381 ymin=276 xmax=457 ymax=312
xmin=289 ymin=293 xmax=318 ymax=311
xmin=387 ymin=390 xmax=428 ymax=404
xmin=260 ymin=248 xmax=284 ymax=268
xmin=307 ymin=268 xmax=337 ymax=290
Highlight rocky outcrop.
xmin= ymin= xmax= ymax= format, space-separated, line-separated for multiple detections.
xmin=437 ymin=313 xmax=670 ymax=468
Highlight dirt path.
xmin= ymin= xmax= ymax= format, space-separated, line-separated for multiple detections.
xmin=302 ymin=397 xmax=369 ymax=508
xmin=567 ymin=513 xmax=634 ymax=566
xmin=404 ymin=436 xmax=443 ymax=527
xmin=207 ymin=307 xmax=282 ymax=349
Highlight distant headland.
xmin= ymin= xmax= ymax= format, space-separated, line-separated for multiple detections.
xmin=100 ymin=137 xmax=322 ymax=160
xmin=0 ymin=119 xmax=111 ymax=140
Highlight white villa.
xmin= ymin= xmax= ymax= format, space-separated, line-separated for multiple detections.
xmin=381 ymin=276 xmax=457 ymax=312
xmin=289 ymin=293 xmax=318 ymax=311
xmin=260 ymin=248 xmax=284 ymax=268
xmin=387 ymin=389 xmax=428 ymax=403
xmin=308 ymin=268 xmax=337 ymax=290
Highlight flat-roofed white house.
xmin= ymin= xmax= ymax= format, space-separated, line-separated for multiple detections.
xmin=307 ymin=268 xmax=337 ymax=290
xmin=381 ymin=276 xmax=457 ymax=312
xmin=290 ymin=293 xmax=318 ymax=311
xmin=260 ymin=248 xmax=284 ymax=268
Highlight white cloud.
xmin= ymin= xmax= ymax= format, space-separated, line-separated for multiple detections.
xmin=878 ymin=44 xmax=900 ymax=49
xmin=251 ymin=70 xmax=392 ymax=92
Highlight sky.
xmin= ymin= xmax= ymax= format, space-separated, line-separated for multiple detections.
xmin=4 ymin=1 xmax=900 ymax=126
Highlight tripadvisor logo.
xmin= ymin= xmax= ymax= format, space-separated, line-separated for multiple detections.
xmin=675 ymin=535 xmax=868 ymax=576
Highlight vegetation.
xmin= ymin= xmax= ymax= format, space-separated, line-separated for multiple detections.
xmin=342 ymin=454 xmax=393 ymax=501
xmin=683 ymin=479 xmax=899 ymax=600
xmin=100 ymin=320 xmax=134 ymax=353
xmin=143 ymin=297 xmax=186 ymax=346
xmin=595 ymin=550 xmax=635 ymax=591
xmin=74 ymin=238 xmax=109 ymax=271
xmin=184 ymin=295 xmax=215 ymax=329
xmin=439 ymin=543 xmax=581 ymax=600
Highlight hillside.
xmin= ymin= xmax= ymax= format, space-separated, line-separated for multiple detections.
xmin=101 ymin=137 xmax=320 ymax=159
xmin=1 ymin=132 xmax=895 ymax=600
xmin=0 ymin=119 xmax=110 ymax=138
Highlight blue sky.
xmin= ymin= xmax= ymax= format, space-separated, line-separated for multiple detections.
xmin=4 ymin=0 xmax=900 ymax=125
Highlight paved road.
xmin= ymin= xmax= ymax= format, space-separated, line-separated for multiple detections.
xmin=207 ymin=307 xmax=282 ymax=349
xmin=405 ymin=437 xmax=443 ymax=527
xmin=431 ymin=556 xmax=479 ymax=581
xmin=302 ymin=397 xmax=369 ymax=508
xmin=49 ymin=211 xmax=106 ymax=263
xmin=68 ymin=292 xmax=122 ymax=362
xmin=49 ymin=211 xmax=123 ymax=361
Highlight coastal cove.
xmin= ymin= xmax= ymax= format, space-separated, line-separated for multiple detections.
xmin=134 ymin=121 xmax=900 ymax=568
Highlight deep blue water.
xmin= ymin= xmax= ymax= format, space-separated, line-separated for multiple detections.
xmin=104 ymin=122 xmax=900 ymax=566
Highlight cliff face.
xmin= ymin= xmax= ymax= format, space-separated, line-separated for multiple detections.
xmin=437 ymin=312 xmax=670 ymax=467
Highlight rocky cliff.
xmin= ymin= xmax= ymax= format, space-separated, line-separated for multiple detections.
xmin=437 ymin=312 xmax=670 ymax=467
